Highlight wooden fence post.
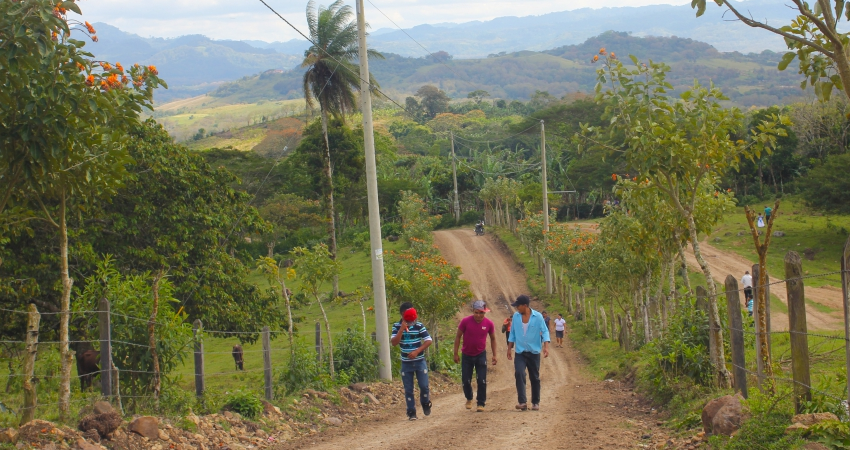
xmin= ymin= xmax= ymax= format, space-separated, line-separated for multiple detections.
xmin=20 ymin=304 xmax=40 ymax=426
xmin=98 ymin=298 xmax=112 ymax=398
xmin=752 ymin=264 xmax=766 ymax=389
xmin=841 ymin=234 xmax=850 ymax=410
xmin=262 ymin=326 xmax=272 ymax=401
xmin=725 ymin=275 xmax=748 ymax=399
xmin=695 ymin=286 xmax=708 ymax=314
xmin=785 ymin=251 xmax=811 ymax=413
xmin=315 ymin=322 xmax=322 ymax=362
xmin=192 ymin=319 xmax=205 ymax=397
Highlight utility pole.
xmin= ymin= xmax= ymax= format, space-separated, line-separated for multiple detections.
xmin=451 ymin=131 xmax=460 ymax=223
xmin=541 ymin=120 xmax=552 ymax=294
xmin=356 ymin=0 xmax=391 ymax=380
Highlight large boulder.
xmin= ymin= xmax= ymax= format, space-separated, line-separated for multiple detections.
xmin=128 ymin=416 xmax=159 ymax=440
xmin=702 ymin=394 xmax=743 ymax=436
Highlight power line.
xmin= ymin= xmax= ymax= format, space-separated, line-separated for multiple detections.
xmin=256 ymin=0 xmax=412 ymax=117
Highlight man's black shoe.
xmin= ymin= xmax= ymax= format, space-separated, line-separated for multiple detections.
xmin=407 ymin=409 xmax=417 ymax=420
xmin=422 ymin=401 xmax=432 ymax=416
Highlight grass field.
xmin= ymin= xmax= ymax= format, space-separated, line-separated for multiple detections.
xmin=709 ymin=197 xmax=850 ymax=289
xmin=151 ymin=96 xmax=305 ymax=143
xmin=0 ymin=239 xmax=408 ymax=425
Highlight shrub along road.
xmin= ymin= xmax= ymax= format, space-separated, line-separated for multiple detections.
xmin=287 ymin=229 xmax=671 ymax=449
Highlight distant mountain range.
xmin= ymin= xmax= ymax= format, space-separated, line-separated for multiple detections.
xmin=79 ymin=23 xmax=300 ymax=102
xmin=79 ymin=1 xmax=810 ymax=103
xmin=209 ymin=32 xmax=804 ymax=109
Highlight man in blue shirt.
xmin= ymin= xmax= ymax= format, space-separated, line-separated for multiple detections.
xmin=391 ymin=302 xmax=433 ymax=420
xmin=507 ymin=294 xmax=550 ymax=411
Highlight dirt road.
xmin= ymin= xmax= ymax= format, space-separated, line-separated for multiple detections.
xmin=685 ymin=241 xmax=843 ymax=330
xmin=289 ymin=229 xmax=667 ymax=449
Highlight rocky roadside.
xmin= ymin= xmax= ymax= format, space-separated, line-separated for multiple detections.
xmin=0 ymin=373 xmax=457 ymax=450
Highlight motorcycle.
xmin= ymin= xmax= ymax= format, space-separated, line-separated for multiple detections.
xmin=474 ymin=224 xmax=485 ymax=236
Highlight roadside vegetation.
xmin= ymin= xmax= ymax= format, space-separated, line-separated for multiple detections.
xmin=4 ymin=0 xmax=850 ymax=448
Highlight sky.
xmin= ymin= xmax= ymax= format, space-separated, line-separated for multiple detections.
xmin=79 ymin=0 xmax=694 ymax=42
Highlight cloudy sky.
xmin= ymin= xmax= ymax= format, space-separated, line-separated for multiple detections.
xmin=80 ymin=0 xmax=694 ymax=42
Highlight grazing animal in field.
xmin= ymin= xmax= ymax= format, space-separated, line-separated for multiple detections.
xmin=77 ymin=349 xmax=101 ymax=391
xmin=232 ymin=344 xmax=244 ymax=371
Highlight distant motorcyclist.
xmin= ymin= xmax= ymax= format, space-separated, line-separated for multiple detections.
xmin=474 ymin=221 xmax=484 ymax=235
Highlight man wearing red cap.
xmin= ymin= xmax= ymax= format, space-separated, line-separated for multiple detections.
xmin=391 ymin=302 xmax=433 ymax=420
xmin=453 ymin=300 xmax=497 ymax=412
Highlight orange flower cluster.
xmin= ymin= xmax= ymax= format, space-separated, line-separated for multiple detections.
xmin=85 ymin=74 xmax=95 ymax=86
xmin=599 ymin=47 xmax=606 ymax=55
xmin=100 ymin=73 xmax=123 ymax=91
xmin=147 ymin=65 xmax=159 ymax=75
xmin=85 ymin=21 xmax=96 ymax=34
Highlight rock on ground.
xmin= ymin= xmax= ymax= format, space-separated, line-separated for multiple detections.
xmin=128 ymin=416 xmax=160 ymax=439
xmin=702 ymin=394 xmax=743 ymax=436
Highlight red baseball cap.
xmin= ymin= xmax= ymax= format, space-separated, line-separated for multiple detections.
xmin=403 ymin=308 xmax=418 ymax=322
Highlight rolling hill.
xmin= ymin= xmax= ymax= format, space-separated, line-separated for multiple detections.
xmin=204 ymin=32 xmax=806 ymax=109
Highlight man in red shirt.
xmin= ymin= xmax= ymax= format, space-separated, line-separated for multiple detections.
xmin=453 ymin=300 xmax=497 ymax=412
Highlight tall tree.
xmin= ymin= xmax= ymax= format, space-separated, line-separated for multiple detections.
xmin=301 ymin=0 xmax=382 ymax=295
xmin=0 ymin=0 xmax=163 ymax=418
xmin=692 ymin=0 xmax=850 ymax=102
xmin=583 ymin=50 xmax=787 ymax=386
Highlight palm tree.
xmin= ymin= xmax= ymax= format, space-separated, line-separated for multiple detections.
xmin=302 ymin=0 xmax=381 ymax=295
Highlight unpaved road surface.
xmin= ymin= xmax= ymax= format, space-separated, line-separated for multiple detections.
xmin=685 ymin=240 xmax=843 ymax=330
xmin=288 ymin=229 xmax=669 ymax=449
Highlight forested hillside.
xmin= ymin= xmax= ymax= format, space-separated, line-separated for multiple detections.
xmin=207 ymin=32 xmax=804 ymax=108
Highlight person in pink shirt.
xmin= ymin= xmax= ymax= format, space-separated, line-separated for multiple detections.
xmin=453 ymin=300 xmax=497 ymax=412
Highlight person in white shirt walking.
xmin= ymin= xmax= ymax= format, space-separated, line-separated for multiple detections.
xmin=553 ymin=313 xmax=566 ymax=348
xmin=741 ymin=271 xmax=754 ymax=317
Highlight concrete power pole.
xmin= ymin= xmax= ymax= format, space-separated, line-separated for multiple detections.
xmin=356 ymin=0 xmax=392 ymax=380
xmin=541 ymin=120 xmax=553 ymax=294
xmin=451 ymin=131 xmax=460 ymax=223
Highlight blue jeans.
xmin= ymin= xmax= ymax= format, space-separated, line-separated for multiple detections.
xmin=462 ymin=351 xmax=487 ymax=406
xmin=514 ymin=351 xmax=541 ymax=405
xmin=401 ymin=359 xmax=430 ymax=413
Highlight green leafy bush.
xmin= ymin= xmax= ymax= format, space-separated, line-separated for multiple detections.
xmin=276 ymin=341 xmax=333 ymax=396
xmin=808 ymin=420 xmax=850 ymax=449
xmin=381 ymin=222 xmax=403 ymax=238
xmin=223 ymin=390 xmax=263 ymax=419
xmin=639 ymin=301 xmax=711 ymax=403
xmin=334 ymin=328 xmax=379 ymax=383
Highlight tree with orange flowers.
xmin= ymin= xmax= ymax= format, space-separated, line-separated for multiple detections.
xmin=385 ymin=250 xmax=472 ymax=355
xmin=301 ymin=0 xmax=383 ymax=296
xmin=581 ymin=49 xmax=786 ymax=387
xmin=0 ymin=0 xmax=164 ymax=419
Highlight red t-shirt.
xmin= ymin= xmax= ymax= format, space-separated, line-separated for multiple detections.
xmin=458 ymin=316 xmax=495 ymax=356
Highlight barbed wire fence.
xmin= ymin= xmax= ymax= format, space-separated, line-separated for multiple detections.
xmin=0 ymin=299 xmax=377 ymax=423
xmin=697 ymin=236 xmax=850 ymax=415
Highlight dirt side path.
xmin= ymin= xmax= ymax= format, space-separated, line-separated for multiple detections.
xmin=685 ymin=240 xmax=842 ymax=330
xmin=285 ymin=229 xmax=668 ymax=449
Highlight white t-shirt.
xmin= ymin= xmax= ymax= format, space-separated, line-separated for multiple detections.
xmin=741 ymin=274 xmax=753 ymax=288
xmin=554 ymin=318 xmax=566 ymax=331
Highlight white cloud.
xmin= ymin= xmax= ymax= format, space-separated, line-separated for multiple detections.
xmin=78 ymin=0 xmax=693 ymax=42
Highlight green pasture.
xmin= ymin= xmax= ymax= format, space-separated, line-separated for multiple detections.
xmin=709 ymin=197 xmax=850 ymax=289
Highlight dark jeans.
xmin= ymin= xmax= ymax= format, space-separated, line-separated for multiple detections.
xmin=514 ymin=351 xmax=541 ymax=405
xmin=461 ymin=351 xmax=488 ymax=406
xmin=401 ymin=359 xmax=430 ymax=413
